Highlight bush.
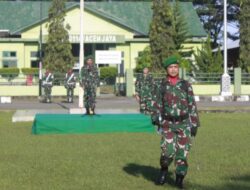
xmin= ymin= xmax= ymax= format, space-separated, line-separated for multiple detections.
xmin=21 ymin=68 xmax=39 ymax=76
xmin=0 ymin=68 xmax=20 ymax=78
xmin=100 ymin=67 xmax=118 ymax=85
xmin=100 ymin=67 xmax=117 ymax=79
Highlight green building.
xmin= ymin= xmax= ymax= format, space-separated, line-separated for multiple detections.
xmin=0 ymin=1 xmax=206 ymax=72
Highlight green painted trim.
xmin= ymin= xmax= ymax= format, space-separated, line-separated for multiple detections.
xmin=0 ymin=38 xmax=38 ymax=43
xmin=66 ymin=34 xmax=126 ymax=44
xmin=125 ymin=38 xmax=149 ymax=42
xmin=185 ymin=37 xmax=207 ymax=43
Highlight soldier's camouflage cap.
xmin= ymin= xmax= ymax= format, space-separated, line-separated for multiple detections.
xmin=163 ymin=56 xmax=179 ymax=68
xmin=85 ymin=55 xmax=94 ymax=62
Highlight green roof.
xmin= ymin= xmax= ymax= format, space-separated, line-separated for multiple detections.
xmin=0 ymin=1 xmax=206 ymax=38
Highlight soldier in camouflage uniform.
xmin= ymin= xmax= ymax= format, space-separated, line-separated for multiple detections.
xmin=42 ymin=69 xmax=54 ymax=103
xmin=135 ymin=67 xmax=154 ymax=114
xmin=80 ymin=57 xmax=99 ymax=115
xmin=152 ymin=56 xmax=200 ymax=189
xmin=64 ymin=68 xmax=76 ymax=103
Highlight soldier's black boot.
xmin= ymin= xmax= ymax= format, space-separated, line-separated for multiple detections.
xmin=157 ymin=155 xmax=170 ymax=185
xmin=157 ymin=167 xmax=168 ymax=185
xmin=85 ymin=108 xmax=90 ymax=115
xmin=92 ymin=106 xmax=95 ymax=115
xmin=175 ymin=174 xmax=185 ymax=189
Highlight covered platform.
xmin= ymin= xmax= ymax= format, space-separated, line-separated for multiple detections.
xmin=32 ymin=113 xmax=155 ymax=135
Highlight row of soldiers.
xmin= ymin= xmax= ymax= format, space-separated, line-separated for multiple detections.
xmin=42 ymin=68 xmax=77 ymax=104
xmin=41 ymin=57 xmax=99 ymax=115
xmin=135 ymin=56 xmax=200 ymax=189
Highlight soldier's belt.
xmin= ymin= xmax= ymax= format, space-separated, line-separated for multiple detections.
xmin=163 ymin=115 xmax=189 ymax=123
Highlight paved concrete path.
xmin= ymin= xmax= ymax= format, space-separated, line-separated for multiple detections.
xmin=1 ymin=95 xmax=250 ymax=122
xmin=1 ymin=95 xmax=250 ymax=111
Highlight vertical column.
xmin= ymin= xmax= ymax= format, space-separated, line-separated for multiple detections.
xmin=179 ymin=68 xmax=187 ymax=80
xmin=234 ymin=68 xmax=241 ymax=95
xmin=126 ymin=69 xmax=134 ymax=97
xmin=178 ymin=68 xmax=182 ymax=79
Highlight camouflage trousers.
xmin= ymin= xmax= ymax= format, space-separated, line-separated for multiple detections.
xmin=139 ymin=96 xmax=152 ymax=114
xmin=84 ymin=86 xmax=96 ymax=110
xmin=43 ymin=85 xmax=52 ymax=103
xmin=66 ymin=87 xmax=74 ymax=103
xmin=160 ymin=121 xmax=192 ymax=176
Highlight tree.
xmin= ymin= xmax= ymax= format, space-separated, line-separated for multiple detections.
xmin=239 ymin=0 xmax=250 ymax=72
xmin=43 ymin=0 xmax=74 ymax=73
xmin=135 ymin=46 xmax=152 ymax=73
xmin=172 ymin=0 xmax=188 ymax=51
xmin=194 ymin=36 xmax=223 ymax=73
xmin=192 ymin=0 xmax=240 ymax=48
xmin=149 ymin=0 xmax=175 ymax=72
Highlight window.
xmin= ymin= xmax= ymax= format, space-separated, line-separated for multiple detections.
xmin=30 ymin=51 xmax=42 ymax=68
xmin=2 ymin=51 xmax=17 ymax=67
xmin=3 ymin=51 xmax=16 ymax=58
xmin=31 ymin=60 xmax=39 ymax=68
xmin=30 ymin=51 xmax=44 ymax=58
xmin=3 ymin=60 xmax=17 ymax=67
xmin=30 ymin=51 xmax=39 ymax=58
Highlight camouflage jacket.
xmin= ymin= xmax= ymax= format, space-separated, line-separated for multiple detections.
xmin=42 ymin=72 xmax=54 ymax=86
xmin=135 ymin=73 xmax=154 ymax=98
xmin=152 ymin=78 xmax=200 ymax=128
xmin=64 ymin=72 xmax=76 ymax=88
xmin=80 ymin=64 xmax=100 ymax=87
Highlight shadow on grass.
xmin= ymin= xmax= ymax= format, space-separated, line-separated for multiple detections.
xmin=123 ymin=163 xmax=175 ymax=187
xmin=191 ymin=174 xmax=250 ymax=190
xmin=124 ymin=164 xmax=250 ymax=190
xmin=224 ymin=174 xmax=250 ymax=190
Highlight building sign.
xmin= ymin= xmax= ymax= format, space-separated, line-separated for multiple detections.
xmin=95 ymin=50 xmax=122 ymax=64
xmin=69 ymin=34 xmax=125 ymax=43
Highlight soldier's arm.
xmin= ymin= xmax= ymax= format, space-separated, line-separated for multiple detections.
xmin=187 ymin=82 xmax=200 ymax=128
xmin=80 ymin=67 xmax=86 ymax=83
xmin=151 ymin=79 xmax=164 ymax=125
xmin=49 ymin=74 xmax=54 ymax=86
xmin=134 ymin=75 xmax=141 ymax=96
xmin=96 ymin=67 xmax=100 ymax=87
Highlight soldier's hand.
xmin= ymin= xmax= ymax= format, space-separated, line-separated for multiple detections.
xmin=191 ymin=127 xmax=198 ymax=137
xmin=135 ymin=94 xmax=140 ymax=102
xmin=151 ymin=115 xmax=160 ymax=126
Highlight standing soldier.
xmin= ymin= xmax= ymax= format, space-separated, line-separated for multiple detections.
xmin=152 ymin=56 xmax=200 ymax=189
xmin=64 ymin=68 xmax=76 ymax=103
xmin=80 ymin=56 xmax=99 ymax=115
xmin=135 ymin=67 xmax=154 ymax=114
xmin=42 ymin=69 xmax=54 ymax=103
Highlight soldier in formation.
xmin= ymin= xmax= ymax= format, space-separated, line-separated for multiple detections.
xmin=135 ymin=67 xmax=154 ymax=114
xmin=80 ymin=56 xmax=99 ymax=115
xmin=42 ymin=68 xmax=54 ymax=103
xmin=64 ymin=68 xmax=76 ymax=103
xmin=151 ymin=56 xmax=200 ymax=189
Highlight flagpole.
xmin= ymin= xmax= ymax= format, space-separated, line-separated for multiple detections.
xmin=79 ymin=0 xmax=84 ymax=108
xmin=220 ymin=0 xmax=232 ymax=96
xmin=39 ymin=1 xmax=43 ymax=97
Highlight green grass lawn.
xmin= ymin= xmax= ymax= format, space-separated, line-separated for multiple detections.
xmin=0 ymin=111 xmax=250 ymax=190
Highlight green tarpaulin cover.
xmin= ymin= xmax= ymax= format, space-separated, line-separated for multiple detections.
xmin=32 ymin=114 xmax=155 ymax=135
